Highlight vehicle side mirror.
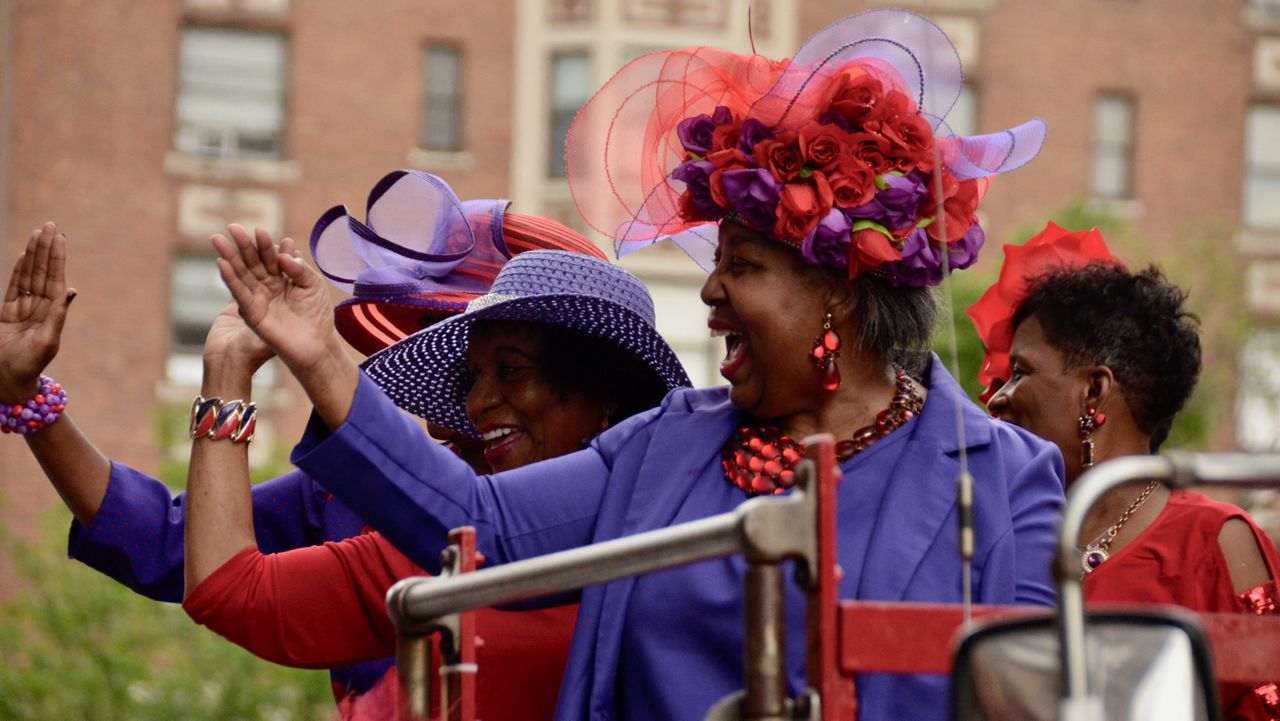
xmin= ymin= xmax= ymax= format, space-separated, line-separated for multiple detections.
xmin=952 ymin=609 xmax=1220 ymax=721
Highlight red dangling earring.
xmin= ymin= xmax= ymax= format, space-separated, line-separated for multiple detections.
xmin=811 ymin=312 xmax=842 ymax=392
xmin=1078 ymin=405 xmax=1107 ymax=469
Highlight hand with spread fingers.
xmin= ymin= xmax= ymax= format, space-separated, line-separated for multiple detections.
xmin=211 ymin=224 xmax=358 ymax=428
xmin=203 ymin=226 xmax=285 ymax=375
xmin=0 ymin=222 xmax=76 ymax=403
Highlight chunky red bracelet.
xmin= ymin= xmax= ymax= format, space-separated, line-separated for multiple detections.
xmin=189 ymin=396 xmax=257 ymax=444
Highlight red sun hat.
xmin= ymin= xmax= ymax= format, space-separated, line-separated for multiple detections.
xmin=966 ymin=221 xmax=1120 ymax=402
xmin=310 ymin=170 xmax=605 ymax=356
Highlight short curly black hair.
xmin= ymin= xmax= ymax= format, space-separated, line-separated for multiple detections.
xmin=1012 ymin=263 xmax=1202 ymax=451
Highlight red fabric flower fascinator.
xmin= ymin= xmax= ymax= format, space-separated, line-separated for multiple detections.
xmin=566 ymin=8 xmax=1047 ymax=287
xmin=311 ymin=170 xmax=604 ymax=356
xmin=966 ymin=222 xmax=1119 ymax=402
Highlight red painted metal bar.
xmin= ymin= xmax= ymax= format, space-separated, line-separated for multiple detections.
xmin=803 ymin=438 xmax=856 ymax=721
xmin=442 ymin=527 xmax=478 ymax=721
xmin=838 ymin=601 xmax=1280 ymax=683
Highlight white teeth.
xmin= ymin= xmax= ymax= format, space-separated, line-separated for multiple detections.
xmin=710 ymin=327 xmax=731 ymax=338
xmin=482 ymin=427 xmax=518 ymax=442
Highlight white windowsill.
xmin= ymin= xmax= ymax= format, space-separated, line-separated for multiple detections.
xmin=1236 ymin=228 xmax=1280 ymax=256
xmin=164 ymin=151 xmax=301 ymax=185
xmin=407 ymin=148 xmax=476 ymax=173
xmin=1084 ymin=196 xmax=1145 ymax=222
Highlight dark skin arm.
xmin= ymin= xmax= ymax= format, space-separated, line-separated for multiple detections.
xmin=0 ymin=222 xmax=109 ymax=527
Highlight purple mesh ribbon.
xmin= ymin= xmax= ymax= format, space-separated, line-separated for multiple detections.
xmin=310 ymin=170 xmax=511 ymax=297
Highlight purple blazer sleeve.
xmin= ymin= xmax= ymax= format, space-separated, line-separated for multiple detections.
xmin=67 ymin=462 xmax=329 ymax=602
xmin=291 ymin=372 xmax=653 ymax=574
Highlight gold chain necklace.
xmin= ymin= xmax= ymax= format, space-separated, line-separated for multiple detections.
xmin=1080 ymin=479 xmax=1160 ymax=575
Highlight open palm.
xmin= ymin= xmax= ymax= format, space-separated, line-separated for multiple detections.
xmin=211 ymin=224 xmax=334 ymax=373
xmin=0 ymin=223 xmax=74 ymax=401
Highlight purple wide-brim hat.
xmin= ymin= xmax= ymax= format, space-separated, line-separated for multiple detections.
xmin=360 ymin=250 xmax=691 ymax=437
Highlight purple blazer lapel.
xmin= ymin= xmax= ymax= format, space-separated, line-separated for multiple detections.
xmin=856 ymin=359 xmax=992 ymax=601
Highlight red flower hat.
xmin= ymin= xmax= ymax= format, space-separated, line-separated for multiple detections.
xmin=566 ymin=9 xmax=1047 ymax=287
xmin=966 ymin=222 xmax=1119 ymax=402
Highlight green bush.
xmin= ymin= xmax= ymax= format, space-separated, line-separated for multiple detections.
xmin=0 ymin=507 xmax=335 ymax=721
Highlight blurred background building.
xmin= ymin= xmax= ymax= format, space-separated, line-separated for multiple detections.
xmin=3 ymin=0 xmax=1280 ymax=585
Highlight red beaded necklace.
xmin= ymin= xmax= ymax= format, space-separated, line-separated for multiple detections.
xmin=721 ymin=365 xmax=923 ymax=496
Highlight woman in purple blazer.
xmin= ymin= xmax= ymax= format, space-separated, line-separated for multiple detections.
xmin=214 ymin=10 xmax=1064 ymax=721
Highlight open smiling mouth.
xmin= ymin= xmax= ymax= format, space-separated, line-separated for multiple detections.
xmin=712 ymin=328 xmax=747 ymax=382
xmin=481 ymin=426 xmax=524 ymax=464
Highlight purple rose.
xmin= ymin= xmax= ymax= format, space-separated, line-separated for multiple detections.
xmin=947 ymin=222 xmax=984 ymax=271
xmin=736 ymin=119 xmax=774 ymax=156
xmin=718 ymin=168 xmax=780 ymax=234
xmin=677 ymin=105 xmax=734 ymax=155
xmin=886 ymin=228 xmax=944 ymax=287
xmin=800 ymin=209 xmax=852 ymax=270
xmin=844 ymin=172 xmax=929 ymax=230
xmin=673 ymin=159 xmax=724 ymax=221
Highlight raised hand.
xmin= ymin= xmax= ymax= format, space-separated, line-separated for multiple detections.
xmin=0 ymin=223 xmax=76 ymax=402
xmin=213 ymin=224 xmax=358 ymax=429
xmin=211 ymin=224 xmax=333 ymax=374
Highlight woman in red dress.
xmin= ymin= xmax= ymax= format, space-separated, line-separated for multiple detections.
xmin=970 ymin=222 xmax=1280 ymax=720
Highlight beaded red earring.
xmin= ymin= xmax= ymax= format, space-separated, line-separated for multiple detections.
xmin=811 ymin=312 xmax=842 ymax=392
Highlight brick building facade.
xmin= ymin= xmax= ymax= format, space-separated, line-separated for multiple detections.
xmin=3 ymin=0 xmax=1280 ymax=587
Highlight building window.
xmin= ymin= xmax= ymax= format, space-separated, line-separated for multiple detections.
xmin=174 ymin=27 xmax=286 ymax=159
xmin=946 ymin=84 xmax=978 ymax=137
xmin=1089 ymin=94 xmax=1135 ymax=199
xmin=170 ymin=255 xmax=231 ymax=354
xmin=1238 ymin=330 xmax=1280 ymax=452
xmin=550 ymin=0 xmax=591 ymax=21
xmin=422 ymin=45 xmax=463 ymax=152
xmin=549 ymin=51 xmax=590 ymax=178
xmin=1245 ymin=104 xmax=1280 ymax=229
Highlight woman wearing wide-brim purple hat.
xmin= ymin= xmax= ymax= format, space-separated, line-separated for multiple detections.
xmin=0 ymin=170 xmax=616 ymax=711
xmin=214 ymin=10 xmax=1066 ymax=721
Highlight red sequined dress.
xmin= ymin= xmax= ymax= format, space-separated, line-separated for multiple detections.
xmin=1084 ymin=490 xmax=1280 ymax=721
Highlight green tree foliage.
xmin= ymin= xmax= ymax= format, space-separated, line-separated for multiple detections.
xmin=0 ymin=414 xmax=335 ymax=720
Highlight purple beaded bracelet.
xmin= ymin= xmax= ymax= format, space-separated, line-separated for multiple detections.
xmin=2 ymin=375 xmax=68 ymax=435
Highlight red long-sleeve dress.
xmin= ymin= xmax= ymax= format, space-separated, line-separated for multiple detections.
xmin=183 ymin=531 xmax=576 ymax=720
xmin=1084 ymin=490 xmax=1280 ymax=721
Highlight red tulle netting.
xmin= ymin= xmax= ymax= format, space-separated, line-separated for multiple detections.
xmin=566 ymin=8 xmax=1048 ymax=269
xmin=966 ymin=222 xmax=1119 ymax=402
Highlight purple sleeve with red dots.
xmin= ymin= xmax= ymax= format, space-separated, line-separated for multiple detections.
xmin=67 ymin=462 xmax=337 ymax=602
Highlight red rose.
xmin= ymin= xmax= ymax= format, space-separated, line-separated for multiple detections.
xmin=711 ymin=122 xmax=742 ymax=152
xmin=847 ymin=227 xmax=902 ymax=279
xmin=919 ymin=172 xmax=982 ymax=242
xmin=753 ymin=130 xmax=803 ymax=183
xmin=798 ymin=124 xmax=849 ymax=171
xmin=706 ymin=148 xmax=748 ymax=169
xmin=873 ymin=112 xmax=935 ymax=173
xmin=847 ymin=132 xmax=895 ymax=175
xmin=827 ymin=156 xmax=876 ymax=208
xmin=824 ymin=71 xmax=886 ymax=131
xmin=773 ymin=174 xmax=834 ymax=242
xmin=867 ymin=90 xmax=913 ymax=125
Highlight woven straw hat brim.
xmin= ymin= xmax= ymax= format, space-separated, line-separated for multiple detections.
xmin=360 ymin=293 xmax=690 ymax=438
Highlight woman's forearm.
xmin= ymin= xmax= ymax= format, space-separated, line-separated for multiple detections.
xmin=21 ymin=411 xmax=112 ymax=526
xmin=183 ymin=357 xmax=259 ymax=599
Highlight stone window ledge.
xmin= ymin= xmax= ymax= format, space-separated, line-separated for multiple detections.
xmin=407 ymin=148 xmax=476 ymax=173
xmin=164 ymin=151 xmax=301 ymax=186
